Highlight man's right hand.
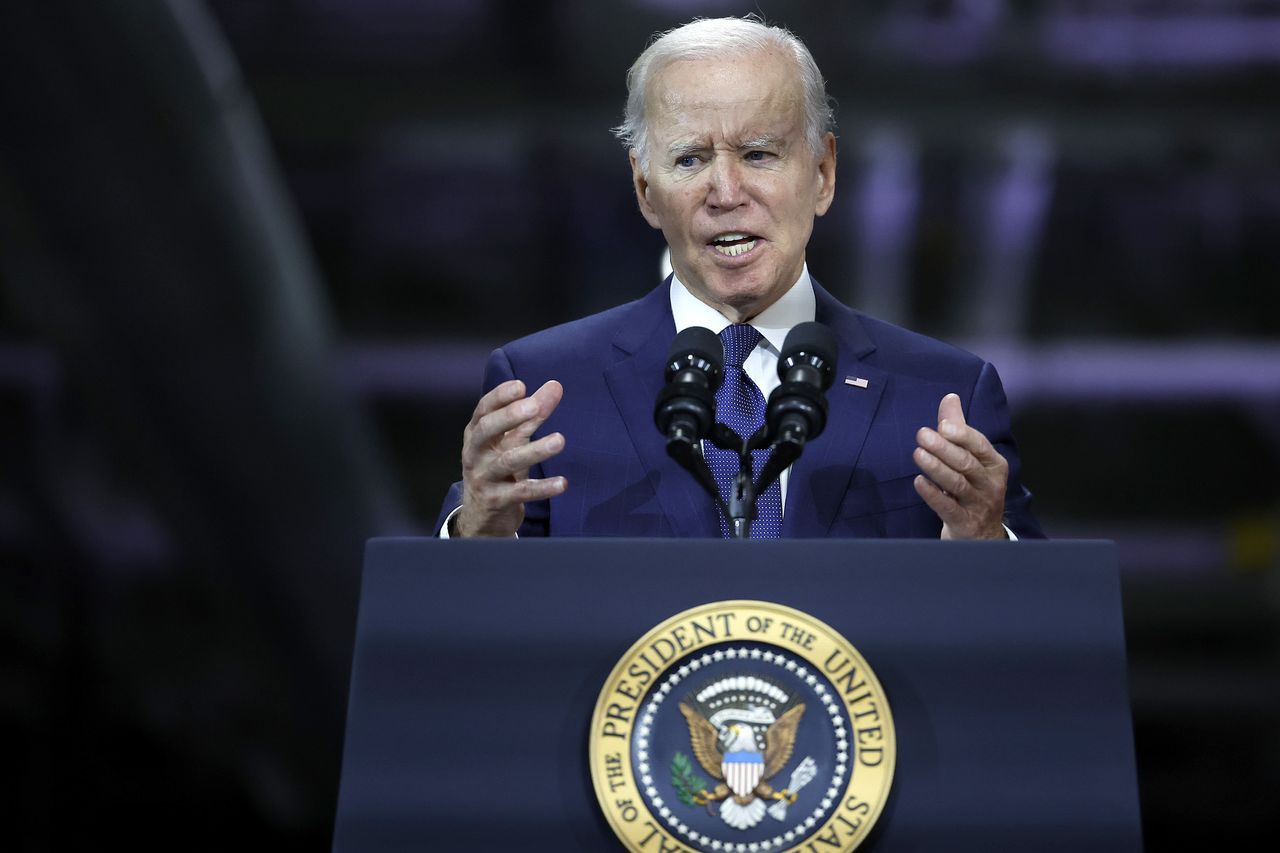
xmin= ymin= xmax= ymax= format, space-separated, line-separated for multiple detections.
xmin=453 ymin=378 xmax=567 ymax=537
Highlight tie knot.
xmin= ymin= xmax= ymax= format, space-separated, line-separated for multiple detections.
xmin=719 ymin=323 xmax=762 ymax=369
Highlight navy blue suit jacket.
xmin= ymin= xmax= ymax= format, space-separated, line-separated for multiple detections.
xmin=437 ymin=279 xmax=1043 ymax=539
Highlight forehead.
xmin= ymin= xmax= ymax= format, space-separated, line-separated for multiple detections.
xmin=646 ymin=50 xmax=804 ymax=142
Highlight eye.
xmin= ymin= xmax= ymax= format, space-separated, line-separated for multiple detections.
xmin=676 ymin=154 xmax=699 ymax=169
xmin=745 ymin=150 xmax=772 ymax=162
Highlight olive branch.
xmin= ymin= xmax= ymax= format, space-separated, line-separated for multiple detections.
xmin=670 ymin=751 xmax=709 ymax=806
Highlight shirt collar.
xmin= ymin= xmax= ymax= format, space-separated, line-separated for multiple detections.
xmin=669 ymin=265 xmax=816 ymax=353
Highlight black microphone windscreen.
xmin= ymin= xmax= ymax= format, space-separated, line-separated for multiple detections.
xmin=668 ymin=326 xmax=724 ymax=375
xmin=780 ymin=322 xmax=837 ymax=374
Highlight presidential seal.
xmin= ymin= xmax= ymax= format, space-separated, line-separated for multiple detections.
xmin=590 ymin=601 xmax=895 ymax=852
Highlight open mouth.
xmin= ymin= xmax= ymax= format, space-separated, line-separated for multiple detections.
xmin=708 ymin=232 xmax=760 ymax=258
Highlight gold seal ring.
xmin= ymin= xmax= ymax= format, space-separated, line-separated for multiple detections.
xmin=589 ymin=600 xmax=895 ymax=852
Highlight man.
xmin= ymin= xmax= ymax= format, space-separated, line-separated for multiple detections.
xmin=437 ymin=17 xmax=1042 ymax=540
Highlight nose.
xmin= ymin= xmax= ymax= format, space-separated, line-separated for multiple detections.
xmin=705 ymin=154 xmax=746 ymax=211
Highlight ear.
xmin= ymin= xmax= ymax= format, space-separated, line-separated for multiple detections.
xmin=629 ymin=149 xmax=663 ymax=230
xmin=813 ymin=132 xmax=837 ymax=217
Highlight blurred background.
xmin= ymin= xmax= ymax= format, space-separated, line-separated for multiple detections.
xmin=2 ymin=0 xmax=1277 ymax=848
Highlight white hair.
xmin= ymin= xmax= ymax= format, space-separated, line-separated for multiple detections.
xmin=614 ymin=16 xmax=836 ymax=174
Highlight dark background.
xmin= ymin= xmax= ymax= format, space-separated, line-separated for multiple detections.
xmin=2 ymin=0 xmax=1277 ymax=849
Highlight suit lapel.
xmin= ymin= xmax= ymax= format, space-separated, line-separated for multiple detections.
xmin=782 ymin=282 xmax=887 ymax=537
xmin=602 ymin=283 xmax=721 ymax=538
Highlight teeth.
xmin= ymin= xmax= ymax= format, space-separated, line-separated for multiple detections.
xmin=713 ymin=240 xmax=756 ymax=257
xmin=714 ymin=232 xmax=750 ymax=242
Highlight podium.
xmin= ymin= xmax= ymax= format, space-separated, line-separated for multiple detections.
xmin=333 ymin=539 xmax=1141 ymax=851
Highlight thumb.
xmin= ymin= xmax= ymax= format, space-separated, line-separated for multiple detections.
xmin=938 ymin=392 xmax=966 ymax=428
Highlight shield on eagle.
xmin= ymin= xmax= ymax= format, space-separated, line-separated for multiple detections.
xmin=722 ymin=748 xmax=765 ymax=797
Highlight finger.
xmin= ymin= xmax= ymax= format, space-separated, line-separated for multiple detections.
xmin=470 ymin=379 xmax=527 ymax=426
xmin=486 ymin=473 xmax=569 ymax=504
xmin=500 ymin=380 xmax=565 ymax=445
xmin=913 ymin=445 xmax=972 ymax=498
xmin=937 ymin=392 xmax=966 ymax=428
xmin=470 ymin=395 xmax=545 ymax=450
xmin=917 ymin=426 xmax=983 ymax=482
xmin=528 ymin=379 xmax=564 ymax=418
xmin=486 ymin=432 xmax=566 ymax=481
xmin=914 ymin=473 xmax=961 ymax=519
xmin=935 ymin=419 xmax=1005 ymax=468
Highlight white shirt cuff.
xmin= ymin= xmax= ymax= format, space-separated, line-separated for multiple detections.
xmin=438 ymin=506 xmax=519 ymax=538
xmin=438 ymin=506 xmax=462 ymax=538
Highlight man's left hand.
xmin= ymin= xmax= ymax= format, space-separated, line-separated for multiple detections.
xmin=913 ymin=393 xmax=1009 ymax=540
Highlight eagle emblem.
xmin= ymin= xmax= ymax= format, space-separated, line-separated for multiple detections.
xmin=674 ymin=674 xmax=816 ymax=830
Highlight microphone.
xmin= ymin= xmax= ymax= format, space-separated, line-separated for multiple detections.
xmin=765 ymin=321 xmax=837 ymax=446
xmin=654 ymin=326 xmax=724 ymax=450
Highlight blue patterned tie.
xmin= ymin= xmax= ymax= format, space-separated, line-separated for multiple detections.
xmin=705 ymin=324 xmax=783 ymax=538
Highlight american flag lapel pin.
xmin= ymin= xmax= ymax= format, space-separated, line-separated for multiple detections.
xmin=844 ymin=376 xmax=870 ymax=389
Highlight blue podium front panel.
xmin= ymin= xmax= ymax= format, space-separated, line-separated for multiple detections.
xmin=334 ymin=539 xmax=1140 ymax=852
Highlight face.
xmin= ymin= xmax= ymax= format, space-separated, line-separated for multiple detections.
xmin=630 ymin=49 xmax=836 ymax=323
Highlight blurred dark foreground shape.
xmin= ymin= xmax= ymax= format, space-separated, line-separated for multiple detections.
xmin=0 ymin=1 xmax=401 ymax=847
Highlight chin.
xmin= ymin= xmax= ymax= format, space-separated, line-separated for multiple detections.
xmin=714 ymin=278 xmax=784 ymax=315
xmin=709 ymin=291 xmax=771 ymax=322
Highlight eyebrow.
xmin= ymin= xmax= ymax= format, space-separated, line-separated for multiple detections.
xmin=665 ymin=135 xmax=786 ymax=159
xmin=666 ymin=140 xmax=709 ymax=159
xmin=738 ymin=135 xmax=784 ymax=150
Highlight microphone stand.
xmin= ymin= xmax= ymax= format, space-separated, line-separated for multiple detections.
xmin=708 ymin=424 xmax=755 ymax=539
xmin=668 ymin=423 xmax=802 ymax=540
